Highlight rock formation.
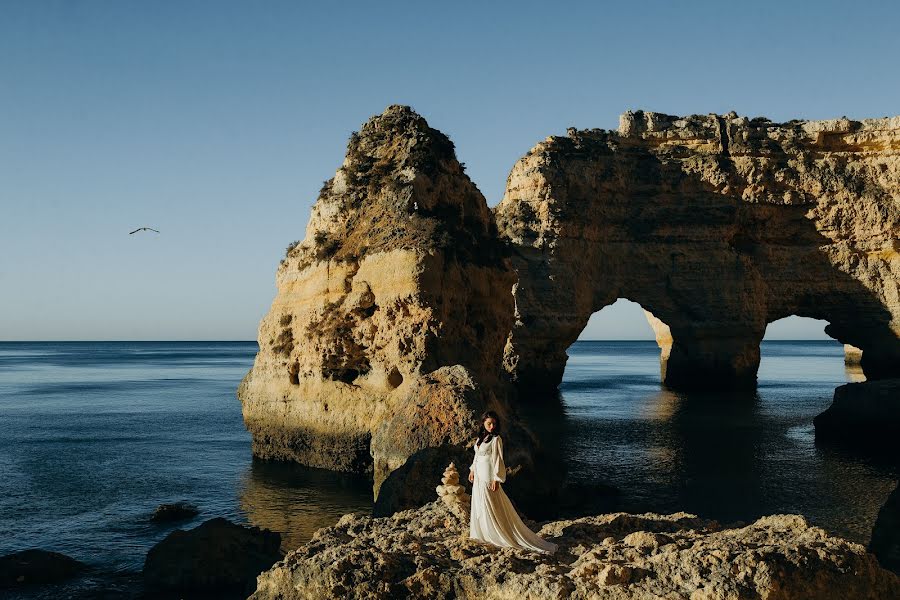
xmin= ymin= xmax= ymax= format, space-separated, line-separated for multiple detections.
xmin=435 ymin=462 xmax=470 ymax=521
xmin=0 ymin=549 xmax=86 ymax=589
xmin=496 ymin=112 xmax=900 ymax=391
xmin=143 ymin=517 xmax=282 ymax=597
xmin=870 ymin=483 xmax=900 ymax=575
xmin=814 ymin=379 xmax=900 ymax=446
xmin=250 ymin=500 xmax=900 ymax=599
xmin=239 ymin=106 xmax=520 ymax=496
xmin=241 ymin=106 xmax=900 ymax=506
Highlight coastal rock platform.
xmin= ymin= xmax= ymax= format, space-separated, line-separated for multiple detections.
xmin=250 ymin=501 xmax=900 ymax=600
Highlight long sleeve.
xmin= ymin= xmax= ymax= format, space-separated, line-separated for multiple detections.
xmin=492 ymin=436 xmax=507 ymax=483
xmin=470 ymin=442 xmax=477 ymax=473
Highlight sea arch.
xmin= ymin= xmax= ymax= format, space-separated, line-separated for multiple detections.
xmin=496 ymin=111 xmax=900 ymax=393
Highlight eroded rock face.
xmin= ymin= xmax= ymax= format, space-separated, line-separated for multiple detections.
xmin=496 ymin=111 xmax=900 ymax=391
xmin=239 ymin=106 xmax=518 ymax=494
xmin=250 ymin=501 xmax=900 ymax=600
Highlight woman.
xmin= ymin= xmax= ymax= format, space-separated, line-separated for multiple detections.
xmin=468 ymin=411 xmax=557 ymax=553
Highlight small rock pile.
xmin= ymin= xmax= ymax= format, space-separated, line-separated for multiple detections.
xmin=434 ymin=463 xmax=470 ymax=522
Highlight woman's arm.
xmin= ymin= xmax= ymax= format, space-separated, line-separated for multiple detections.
xmin=492 ymin=436 xmax=507 ymax=483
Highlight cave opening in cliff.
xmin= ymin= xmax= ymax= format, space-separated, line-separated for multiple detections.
xmin=560 ymin=298 xmax=672 ymax=394
xmin=759 ymin=316 xmax=864 ymax=384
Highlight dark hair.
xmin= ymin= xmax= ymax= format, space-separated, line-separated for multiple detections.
xmin=479 ymin=410 xmax=501 ymax=444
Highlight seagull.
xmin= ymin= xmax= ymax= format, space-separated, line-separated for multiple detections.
xmin=129 ymin=227 xmax=160 ymax=235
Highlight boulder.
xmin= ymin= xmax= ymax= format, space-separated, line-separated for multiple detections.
xmin=0 ymin=549 xmax=86 ymax=588
xmin=814 ymin=379 xmax=900 ymax=448
xmin=143 ymin=517 xmax=281 ymax=597
xmin=150 ymin=501 xmax=200 ymax=523
xmin=871 ymin=483 xmax=900 ymax=574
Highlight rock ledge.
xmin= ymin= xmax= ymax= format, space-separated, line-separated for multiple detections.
xmin=251 ymin=501 xmax=900 ymax=599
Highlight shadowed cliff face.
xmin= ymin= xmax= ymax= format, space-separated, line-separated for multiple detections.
xmin=238 ymin=105 xmax=519 ymax=497
xmin=496 ymin=111 xmax=900 ymax=392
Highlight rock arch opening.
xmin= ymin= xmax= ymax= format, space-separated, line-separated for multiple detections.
xmin=761 ymin=315 xmax=865 ymax=384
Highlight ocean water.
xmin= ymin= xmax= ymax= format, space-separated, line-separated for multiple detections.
xmin=0 ymin=342 xmax=373 ymax=598
xmin=1 ymin=340 xmax=896 ymax=597
xmin=558 ymin=340 xmax=897 ymax=542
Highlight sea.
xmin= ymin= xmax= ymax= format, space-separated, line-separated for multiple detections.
xmin=1 ymin=340 xmax=896 ymax=598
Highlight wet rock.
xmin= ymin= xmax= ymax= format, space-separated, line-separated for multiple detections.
xmin=0 ymin=549 xmax=86 ymax=588
xmin=150 ymin=501 xmax=200 ymax=523
xmin=251 ymin=502 xmax=900 ymax=599
xmin=143 ymin=517 xmax=281 ymax=597
xmin=814 ymin=379 xmax=900 ymax=448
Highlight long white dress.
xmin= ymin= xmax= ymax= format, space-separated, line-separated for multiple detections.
xmin=469 ymin=435 xmax=557 ymax=553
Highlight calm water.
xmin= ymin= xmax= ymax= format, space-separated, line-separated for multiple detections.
xmin=1 ymin=340 xmax=896 ymax=597
xmin=559 ymin=340 xmax=897 ymax=542
xmin=0 ymin=342 xmax=373 ymax=599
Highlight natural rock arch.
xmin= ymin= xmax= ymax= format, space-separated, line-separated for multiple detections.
xmin=241 ymin=106 xmax=900 ymax=510
xmin=496 ymin=111 xmax=900 ymax=393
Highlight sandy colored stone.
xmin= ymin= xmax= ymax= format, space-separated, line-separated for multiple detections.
xmin=250 ymin=501 xmax=900 ymax=600
xmin=496 ymin=111 xmax=900 ymax=391
xmin=239 ymin=106 xmax=518 ymax=496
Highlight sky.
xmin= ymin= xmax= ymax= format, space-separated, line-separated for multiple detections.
xmin=2 ymin=1 xmax=898 ymax=341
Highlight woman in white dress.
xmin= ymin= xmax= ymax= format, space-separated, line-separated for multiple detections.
xmin=467 ymin=411 xmax=557 ymax=553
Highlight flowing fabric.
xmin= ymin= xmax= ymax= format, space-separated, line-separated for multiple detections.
xmin=468 ymin=435 xmax=557 ymax=553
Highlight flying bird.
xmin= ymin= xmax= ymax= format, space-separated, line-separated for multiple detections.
xmin=129 ymin=227 xmax=160 ymax=235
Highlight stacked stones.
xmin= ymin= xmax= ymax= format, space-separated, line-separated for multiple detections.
xmin=435 ymin=463 xmax=470 ymax=521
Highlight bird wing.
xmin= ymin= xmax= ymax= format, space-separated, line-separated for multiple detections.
xmin=129 ymin=229 xmax=140 ymax=234
xmin=148 ymin=228 xmax=160 ymax=233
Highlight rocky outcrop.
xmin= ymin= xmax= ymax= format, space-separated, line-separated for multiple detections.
xmin=0 ymin=549 xmax=86 ymax=588
xmin=239 ymin=106 xmax=520 ymax=496
xmin=251 ymin=500 xmax=900 ymax=600
xmin=150 ymin=501 xmax=199 ymax=523
xmin=870 ymin=483 xmax=900 ymax=574
xmin=241 ymin=107 xmax=900 ymax=505
xmin=143 ymin=517 xmax=282 ymax=597
xmin=814 ymin=379 xmax=900 ymax=447
xmin=496 ymin=112 xmax=900 ymax=391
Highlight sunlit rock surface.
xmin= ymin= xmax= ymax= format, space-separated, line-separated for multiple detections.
xmin=496 ymin=112 xmax=900 ymax=392
xmin=250 ymin=501 xmax=900 ymax=600
xmin=239 ymin=106 xmax=518 ymax=496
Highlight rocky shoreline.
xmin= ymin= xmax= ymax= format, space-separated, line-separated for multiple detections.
xmin=251 ymin=499 xmax=900 ymax=600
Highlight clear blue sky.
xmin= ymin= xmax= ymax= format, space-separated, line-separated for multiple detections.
xmin=2 ymin=1 xmax=897 ymax=341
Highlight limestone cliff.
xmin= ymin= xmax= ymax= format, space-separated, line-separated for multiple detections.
xmin=497 ymin=112 xmax=900 ymax=391
xmin=239 ymin=106 xmax=517 ymax=494
xmin=250 ymin=501 xmax=900 ymax=600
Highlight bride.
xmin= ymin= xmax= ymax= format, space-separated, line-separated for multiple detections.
xmin=468 ymin=411 xmax=557 ymax=553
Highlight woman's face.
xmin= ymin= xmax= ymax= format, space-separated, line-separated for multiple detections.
xmin=483 ymin=417 xmax=497 ymax=433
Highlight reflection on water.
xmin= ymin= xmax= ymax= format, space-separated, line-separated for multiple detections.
xmin=239 ymin=459 xmax=373 ymax=551
xmin=558 ymin=340 xmax=898 ymax=544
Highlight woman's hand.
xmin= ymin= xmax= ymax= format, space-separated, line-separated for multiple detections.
xmin=468 ymin=471 xmax=474 ymax=483
xmin=489 ymin=481 xmax=498 ymax=492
